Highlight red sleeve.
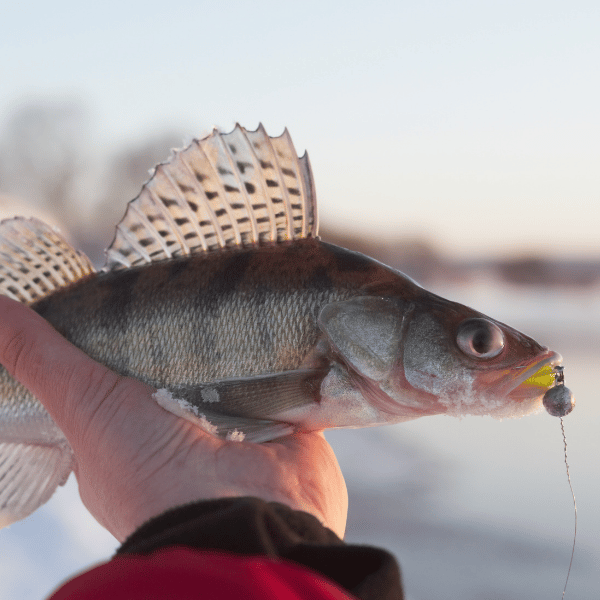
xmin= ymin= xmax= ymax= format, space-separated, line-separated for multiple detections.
xmin=48 ymin=546 xmax=357 ymax=600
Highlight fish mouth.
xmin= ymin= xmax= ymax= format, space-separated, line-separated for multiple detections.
xmin=505 ymin=350 xmax=563 ymax=401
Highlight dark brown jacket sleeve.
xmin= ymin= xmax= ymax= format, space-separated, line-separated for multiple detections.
xmin=118 ymin=496 xmax=404 ymax=600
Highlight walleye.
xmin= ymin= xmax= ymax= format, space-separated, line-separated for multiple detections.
xmin=0 ymin=124 xmax=565 ymax=526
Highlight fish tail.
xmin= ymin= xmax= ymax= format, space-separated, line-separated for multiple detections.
xmin=0 ymin=217 xmax=94 ymax=526
xmin=0 ymin=440 xmax=73 ymax=528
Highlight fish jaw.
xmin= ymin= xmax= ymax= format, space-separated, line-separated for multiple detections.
xmin=505 ymin=350 xmax=564 ymax=401
xmin=468 ymin=349 xmax=564 ymax=418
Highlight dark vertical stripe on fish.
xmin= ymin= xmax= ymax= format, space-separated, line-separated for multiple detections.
xmin=102 ymin=268 xmax=141 ymax=334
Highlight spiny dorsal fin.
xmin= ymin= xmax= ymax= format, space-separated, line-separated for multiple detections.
xmin=104 ymin=123 xmax=318 ymax=271
xmin=0 ymin=218 xmax=95 ymax=304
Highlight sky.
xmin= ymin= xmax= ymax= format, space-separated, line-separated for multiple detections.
xmin=1 ymin=1 xmax=599 ymax=260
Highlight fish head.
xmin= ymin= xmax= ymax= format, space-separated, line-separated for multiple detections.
xmin=397 ymin=295 xmax=563 ymax=418
xmin=318 ymin=293 xmax=562 ymax=421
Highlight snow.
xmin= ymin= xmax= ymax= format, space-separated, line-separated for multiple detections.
xmin=152 ymin=388 xmax=217 ymax=436
xmin=200 ymin=386 xmax=220 ymax=403
xmin=225 ymin=429 xmax=245 ymax=442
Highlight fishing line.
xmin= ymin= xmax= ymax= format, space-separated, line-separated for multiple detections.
xmin=542 ymin=366 xmax=576 ymax=598
xmin=559 ymin=416 xmax=576 ymax=600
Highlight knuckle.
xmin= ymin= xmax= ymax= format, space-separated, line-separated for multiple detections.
xmin=67 ymin=364 xmax=119 ymax=413
xmin=65 ymin=365 xmax=123 ymax=445
xmin=1 ymin=326 xmax=35 ymax=378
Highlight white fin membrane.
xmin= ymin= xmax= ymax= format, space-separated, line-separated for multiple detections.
xmin=0 ymin=441 xmax=72 ymax=527
xmin=0 ymin=217 xmax=95 ymax=304
xmin=105 ymin=123 xmax=318 ymax=271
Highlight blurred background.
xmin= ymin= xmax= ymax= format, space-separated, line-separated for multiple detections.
xmin=1 ymin=1 xmax=599 ymax=598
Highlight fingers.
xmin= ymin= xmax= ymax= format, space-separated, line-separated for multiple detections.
xmin=0 ymin=296 xmax=157 ymax=442
xmin=0 ymin=296 xmax=101 ymax=425
xmin=0 ymin=296 xmax=79 ymax=403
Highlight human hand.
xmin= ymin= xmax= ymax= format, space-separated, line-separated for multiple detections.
xmin=0 ymin=297 xmax=348 ymax=542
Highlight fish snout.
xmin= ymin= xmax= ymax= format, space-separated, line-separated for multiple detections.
xmin=509 ymin=350 xmax=564 ymax=400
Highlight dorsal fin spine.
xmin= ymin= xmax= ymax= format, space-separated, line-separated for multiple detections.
xmin=208 ymin=131 xmax=243 ymax=245
xmin=259 ymin=124 xmax=293 ymax=241
xmin=214 ymin=130 xmax=259 ymax=244
xmin=204 ymin=129 xmax=243 ymax=246
xmin=146 ymin=179 xmax=191 ymax=255
xmin=174 ymin=149 xmax=211 ymax=252
xmin=116 ymin=221 xmax=152 ymax=263
xmin=160 ymin=158 xmax=209 ymax=252
xmin=301 ymin=152 xmax=318 ymax=238
xmin=105 ymin=248 xmax=131 ymax=269
xmin=238 ymin=125 xmax=277 ymax=242
xmin=128 ymin=202 xmax=172 ymax=256
xmin=290 ymin=134 xmax=313 ymax=239
xmin=280 ymin=128 xmax=310 ymax=239
xmin=283 ymin=128 xmax=308 ymax=239
xmin=152 ymin=166 xmax=193 ymax=255
xmin=299 ymin=153 xmax=309 ymax=238
xmin=189 ymin=141 xmax=228 ymax=248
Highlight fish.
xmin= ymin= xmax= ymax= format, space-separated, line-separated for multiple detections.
xmin=0 ymin=123 xmax=565 ymax=527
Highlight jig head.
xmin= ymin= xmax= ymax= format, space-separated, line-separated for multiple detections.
xmin=543 ymin=366 xmax=575 ymax=417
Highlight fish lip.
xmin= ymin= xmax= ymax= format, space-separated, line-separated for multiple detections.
xmin=504 ymin=349 xmax=563 ymax=399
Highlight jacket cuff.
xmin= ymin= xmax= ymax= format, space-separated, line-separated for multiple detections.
xmin=117 ymin=496 xmax=403 ymax=600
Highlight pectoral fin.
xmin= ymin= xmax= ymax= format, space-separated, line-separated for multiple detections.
xmin=171 ymin=368 xmax=326 ymax=418
xmin=152 ymin=395 xmax=296 ymax=443
xmin=154 ymin=368 xmax=328 ymax=442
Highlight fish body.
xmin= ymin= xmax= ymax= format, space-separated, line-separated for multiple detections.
xmin=0 ymin=124 xmax=564 ymax=526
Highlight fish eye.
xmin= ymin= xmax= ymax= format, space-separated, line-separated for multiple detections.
xmin=456 ymin=318 xmax=505 ymax=359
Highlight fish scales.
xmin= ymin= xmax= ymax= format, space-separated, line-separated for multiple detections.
xmin=30 ymin=239 xmax=399 ymax=387
xmin=0 ymin=123 xmax=568 ymax=527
